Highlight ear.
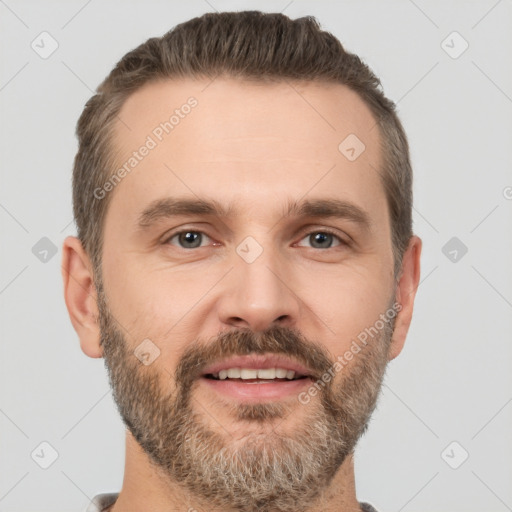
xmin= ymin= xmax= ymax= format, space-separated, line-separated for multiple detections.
xmin=388 ymin=235 xmax=422 ymax=361
xmin=61 ymin=236 xmax=103 ymax=358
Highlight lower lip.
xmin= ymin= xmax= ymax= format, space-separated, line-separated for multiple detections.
xmin=200 ymin=377 xmax=313 ymax=401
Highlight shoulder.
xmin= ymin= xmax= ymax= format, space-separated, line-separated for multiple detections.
xmin=360 ymin=503 xmax=380 ymax=512
xmin=85 ymin=493 xmax=119 ymax=512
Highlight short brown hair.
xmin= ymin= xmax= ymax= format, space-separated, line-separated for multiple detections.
xmin=72 ymin=10 xmax=413 ymax=280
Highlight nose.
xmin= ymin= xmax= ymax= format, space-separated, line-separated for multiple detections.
xmin=217 ymin=243 xmax=301 ymax=332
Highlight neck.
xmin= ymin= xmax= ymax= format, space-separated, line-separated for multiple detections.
xmin=110 ymin=431 xmax=362 ymax=512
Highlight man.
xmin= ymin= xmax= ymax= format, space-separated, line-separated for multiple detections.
xmin=62 ymin=10 xmax=421 ymax=512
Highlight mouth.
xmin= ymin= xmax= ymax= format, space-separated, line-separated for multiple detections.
xmin=204 ymin=368 xmax=308 ymax=381
xmin=199 ymin=354 xmax=314 ymax=402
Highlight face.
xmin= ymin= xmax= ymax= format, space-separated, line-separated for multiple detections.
xmin=97 ymin=77 xmax=399 ymax=511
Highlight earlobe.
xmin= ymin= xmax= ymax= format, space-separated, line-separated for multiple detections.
xmin=388 ymin=235 xmax=422 ymax=361
xmin=61 ymin=236 xmax=103 ymax=358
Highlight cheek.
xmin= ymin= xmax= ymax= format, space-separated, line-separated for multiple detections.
xmin=299 ymin=263 xmax=393 ymax=350
xmin=101 ymin=256 xmax=211 ymax=358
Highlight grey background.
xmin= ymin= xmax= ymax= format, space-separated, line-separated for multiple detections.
xmin=1 ymin=0 xmax=511 ymax=511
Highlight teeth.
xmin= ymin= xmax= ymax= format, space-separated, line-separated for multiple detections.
xmin=241 ymin=368 xmax=258 ymax=379
xmin=213 ymin=368 xmax=298 ymax=380
xmin=257 ymin=368 xmax=275 ymax=379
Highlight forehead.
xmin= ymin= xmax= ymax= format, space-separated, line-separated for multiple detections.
xmin=107 ymin=77 xmax=385 ymax=228
xmin=113 ymin=77 xmax=379 ymax=161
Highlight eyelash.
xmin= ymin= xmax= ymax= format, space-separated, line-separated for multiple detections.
xmin=163 ymin=228 xmax=348 ymax=250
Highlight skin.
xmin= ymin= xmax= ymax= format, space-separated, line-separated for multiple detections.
xmin=62 ymin=77 xmax=421 ymax=512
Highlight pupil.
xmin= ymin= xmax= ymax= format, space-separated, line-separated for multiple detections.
xmin=180 ymin=231 xmax=201 ymax=248
xmin=311 ymin=232 xmax=332 ymax=248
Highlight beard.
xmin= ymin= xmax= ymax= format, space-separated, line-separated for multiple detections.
xmin=97 ymin=284 xmax=395 ymax=512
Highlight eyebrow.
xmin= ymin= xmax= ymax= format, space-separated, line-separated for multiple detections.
xmin=137 ymin=197 xmax=372 ymax=232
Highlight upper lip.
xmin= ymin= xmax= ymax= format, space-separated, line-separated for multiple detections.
xmin=201 ymin=354 xmax=313 ymax=378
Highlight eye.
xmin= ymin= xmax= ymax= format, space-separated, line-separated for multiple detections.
xmin=165 ymin=230 xmax=212 ymax=249
xmin=163 ymin=229 xmax=347 ymax=251
xmin=296 ymin=230 xmax=345 ymax=249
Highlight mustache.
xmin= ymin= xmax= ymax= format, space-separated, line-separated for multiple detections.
xmin=174 ymin=324 xmax=334 ymax=386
